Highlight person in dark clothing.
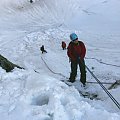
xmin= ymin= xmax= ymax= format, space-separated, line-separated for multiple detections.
xmin=61 ymin=41 xmax=66 ymax=50
xmin=40 ymin=45 xmax=47 ymax=54
xmin=30 ymin=0 xmax=33 ymax=3
xmin=67 ymin=33 xmax=86 ymax=86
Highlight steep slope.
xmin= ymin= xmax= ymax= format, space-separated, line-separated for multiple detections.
xmin=0 ymin=0 xmax=80 ymax=31
xmin=0 ymin=1 xmax=120 ymax=119
xmin=0 ymin=0 xmax=120 ymax=32
xmin=66 ymin=0 xmax=120 ymax=32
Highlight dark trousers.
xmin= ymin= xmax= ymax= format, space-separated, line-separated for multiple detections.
xmin=42 ymin=50 xmax=47 ymax=54
xmin=69 ymin=59 xmax=86 ymax=85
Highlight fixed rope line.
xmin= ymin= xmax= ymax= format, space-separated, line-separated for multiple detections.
xmin=85 ymin=57 xmax=120 ymax=68
xmin=41 ymin=56 xmax=120 ymax=109
xmin=41 ymin=57 xmax=116 ymax=85
xmin=86 ymin=65 xmax=120 ymax=110
xmin=87 ymin=81 xmax=115 ymax=85
xmin=41 ymin=57 xmax=68 ymax=79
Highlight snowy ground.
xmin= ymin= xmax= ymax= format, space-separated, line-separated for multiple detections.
xmin=0 ymin=0 xmax=120 ymax=120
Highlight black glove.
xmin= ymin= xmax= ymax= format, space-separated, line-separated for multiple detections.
xmin=69 ymin=58 xmax=71 ymax=63
xmin=77 ymin=57 xmax=80 ymax=62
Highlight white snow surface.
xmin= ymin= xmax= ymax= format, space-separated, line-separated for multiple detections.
xmin=0 ymin=0 xmax=120 ymax=120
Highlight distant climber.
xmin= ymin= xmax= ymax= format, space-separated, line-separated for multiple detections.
xmin=30 ymin=0 xmax=33 ymax=3
xmin=61 ymin=41 xmax=66 ymax=50
xmin=40 ymin=45 xmax=47 ymax=54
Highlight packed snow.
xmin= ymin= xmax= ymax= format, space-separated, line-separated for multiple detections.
xmin=0 ymin=0 xmax=120 ymax=120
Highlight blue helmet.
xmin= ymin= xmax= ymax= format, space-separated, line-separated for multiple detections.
xmin=70 ymin=33 xmax=78 ymax=41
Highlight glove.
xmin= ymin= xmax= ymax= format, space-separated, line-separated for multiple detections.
xmin=77 ymin=57 xmax=80 ymax=62
xmin=77 ymin=57 xmax=80 ymax=60
xmin=69 ymin=58 xmax=71 ymax=62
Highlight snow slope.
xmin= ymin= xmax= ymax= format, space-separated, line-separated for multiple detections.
xmin=66 ymin=0 xmax=120 ymax=32
xmin=0 ymin=0 xmax=120 ymax=120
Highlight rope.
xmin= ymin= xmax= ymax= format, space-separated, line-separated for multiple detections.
xmin=86 ymin=65 xmax=120 ymax=110
xmin=85 ymin=57 xmax=120 ymax=68
xmin=41 ymin=56 xmax=68 ymax=79
xmin=87 ymin=81 xmax=115 ymax=85
xmin=41 ymin=56 xmax=120 ymax=110
xmin=41 ymin=56 xmax=119 ymax=85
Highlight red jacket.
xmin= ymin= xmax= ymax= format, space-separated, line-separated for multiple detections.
xmin=62 ymin=41 xmax=66 ymax=49
xmin=67 ymin=41 xmax=86 ymax=61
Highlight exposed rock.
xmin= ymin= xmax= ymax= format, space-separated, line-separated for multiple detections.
xmin=0 ymin=54 xmax=24 ymax=72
